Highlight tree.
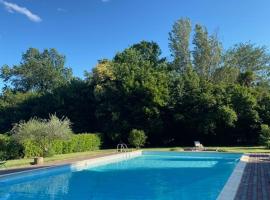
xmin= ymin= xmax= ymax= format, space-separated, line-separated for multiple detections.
xmin=128 ymin=129 xmax=147 ymax=148
xmin=193 ymin=24 xmax=222 ymax=80
xmin=257 ymin=94 xmax=270 ymax=126
xmin=212 ymin=66 xmax=239 ymax=84
xmin=130 ymin=41 xmax=166 ymax=65
xmin=224 ymin=43 xmax=270 ymax=85
xmin=12 ymin=115 xmax=72 ymax=157
xmin=259 ymin=124 xmax=270 ymax=148
xmin=237 ymin=71 xmax=256 ymax=87
xmin=169 ymin=18 xmax=192 ymax=72
xmin=87 ymin=45 xmax=170 ymax=146
xmin=217 ymin=105 xmax=237 ymax=127
xmin=229 ymin=85 xmax=260 ymax=144
xmin=0 ymin=48 xmax=73 ymax=93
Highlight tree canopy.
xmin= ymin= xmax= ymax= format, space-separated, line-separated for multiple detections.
xmin=1 ymin=18 xmax=270 ymax=147
xmin=1 ymin=48 xmax=73 ymax=93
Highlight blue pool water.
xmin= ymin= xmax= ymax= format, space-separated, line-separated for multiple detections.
xmin=0 ymin=152 xmax=241 ymax=200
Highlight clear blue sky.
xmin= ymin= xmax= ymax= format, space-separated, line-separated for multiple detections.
xmin=0 ymin=0 xmax=270 ymax=83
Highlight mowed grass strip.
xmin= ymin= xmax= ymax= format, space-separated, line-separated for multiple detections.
xmin=3 ymin=149 xmax=115 ymax=169
xmin=2 ymin=146 xmax=270 ymax=170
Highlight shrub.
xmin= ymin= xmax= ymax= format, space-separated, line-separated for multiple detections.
xmin=22 ymin=133 xmax=101 ymax=158
xmin=0 ymin=151 xmax=5 ymax=160
xmin=63 ymin=133 xmax=101 ymax=153
xmin=0 ymin=134 xmax=23 ymax=159
xmin=7 ymin=138 xmax=24 ymax=159
xmin=51 ymin=140 xmax=64 ymax=155
xmin=0 ymin=131 xmax=101 ymax=159
xmin=0 ymin=134 xmax=9 ymax=153
xmin=12 ymin=115 xmax=72 ymax=157
xmin=128 ymin=129 xmax=147 ymax=148
xmin=22 ymin=140 xmax=43 ymax=158
xmin=259 ymin=124 xmax=270 ymax=148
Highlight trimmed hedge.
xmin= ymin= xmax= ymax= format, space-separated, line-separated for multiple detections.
xmin=23 ymin=133 xmax=101 ymax=158
xmin=70 ymin=134 xmax=101 ymax=152
xmin=0 ymin=133 xmax=101 ymax=159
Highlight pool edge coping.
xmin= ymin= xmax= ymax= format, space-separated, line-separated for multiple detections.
xmin=0 ymin=150 xmax=142 ymax=180
xmin=217 ymin=154 xmax=249 ymax=200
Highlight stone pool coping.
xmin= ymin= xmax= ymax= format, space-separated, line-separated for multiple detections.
xmin=0 ymin=151 xmax=142 ymax=179
xmin=217 ymin=154 xmax=249 ymax=200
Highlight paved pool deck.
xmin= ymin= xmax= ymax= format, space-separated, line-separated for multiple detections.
xmin=0 ymin=152 xmax=119 ymax=176
xmin=235 ymin=154 xmax=270 ymax=200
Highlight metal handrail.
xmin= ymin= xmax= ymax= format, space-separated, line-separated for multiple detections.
xmin=116 ymin=143 xmax=129 ymax=152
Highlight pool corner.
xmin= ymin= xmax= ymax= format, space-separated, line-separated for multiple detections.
xmin=217 ymin=154 xmax=249 ymax=200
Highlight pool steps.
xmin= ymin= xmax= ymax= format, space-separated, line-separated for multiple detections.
xmin=71 ymin=150 xmax=142 ymax=171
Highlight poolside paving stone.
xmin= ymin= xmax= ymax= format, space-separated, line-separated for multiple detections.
xmin=235 ymin=154 xmax=270 ymax=200
xmin=0 ymin=152 xmax=119 ymax=176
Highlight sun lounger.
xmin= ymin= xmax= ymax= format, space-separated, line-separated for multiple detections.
xmin=194 ymin=141 xmax=205 ymax=151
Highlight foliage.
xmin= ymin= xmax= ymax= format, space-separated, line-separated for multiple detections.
xmin=169 ymin=18 xmax=192 ymax=72
xmin=0 ymin=134 xmax=23 ymax=159
xmin=128 ymin=129 xmax=147 ymax=148
xmin=0 ymin=18 xmax=270 ymax=149
xmin=0 ymin=48 xmax=73 ymax=93
xmin=12 ymin=115 xmax=72 ymax=157
xmin=88 ymin=45 xmax=169 ymax=145
xmin=193 ymin=24 xmax=222 ymax=80
xmin=224 ymin=43 xmax=270 ymax=84
xmin=259 ymin=124 xmax=270 ymax=148
xmin=217 ymin=106 xmax=237 ymax=127
xmin=0 ymin=133 xmax=101 ymax=158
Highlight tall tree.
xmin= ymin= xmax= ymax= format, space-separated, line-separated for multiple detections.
xmin=0 ymin=48 xmax=73 ymax=93
xmin=88 ymin=46 xmax=170 ymax=145
xmin=130 ymin=41 xmax=165 ymax=65
xmin=212 ymin=66 xmax=239 ymax=84
xmin=193 ymin=24 xmax=222 ymax=80
xmin=224 ymin=43 xmax=270 ymax=85
xmin=169 ymin=18 xmax=192 ymax=72
xmin=209 ymin=33 xmax=222 ymax=77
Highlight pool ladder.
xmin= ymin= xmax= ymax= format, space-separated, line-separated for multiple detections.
xmin=116 ymin=143 xmax=129 ymax=153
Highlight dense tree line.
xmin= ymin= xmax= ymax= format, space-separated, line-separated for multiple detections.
xmin=1 ymin=18 xmax=270 ymax=147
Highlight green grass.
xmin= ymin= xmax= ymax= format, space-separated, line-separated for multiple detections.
xmin=207 ymin=146 xmax=270 ymax=153
xmin=3 ymin=149 xmax=115 ymax=169
xmin=2 ymin=146 xmax=270 ymax=170
xmin=144 ymin=146 xmax=270 ymax=153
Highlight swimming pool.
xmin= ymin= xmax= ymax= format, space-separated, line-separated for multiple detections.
xmin=0 ymin=151 xmax=242 ymax=200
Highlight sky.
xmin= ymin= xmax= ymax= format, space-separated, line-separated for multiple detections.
xmin=1 ymin=0 xmax=270 ymax=85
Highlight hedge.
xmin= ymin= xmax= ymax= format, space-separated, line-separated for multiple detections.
xmin=0 ymin=133 xmax=101 ymax=159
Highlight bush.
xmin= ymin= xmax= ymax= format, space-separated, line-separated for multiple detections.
xmin=0 ymin=134 xmax=23 ymax=159
xmin=259 ymin=124 xmax=270 ymax=148
xmin=7 ymin=138 xmax=24 ymax=159
xmin=51 ymin=140 xmax=64 ymax=155
xmin=22 ymin=133 xmax=101 ymax=158
xmin=62 ymin=133 xmax=101 ymax=153
xmin=0 ymin=134 xmax=9 ymax=153
xmin=0 ymin=131 xmax=101 ymax=159
xmin=128 ymin=129 xmax=147 ymax=148
xmin=0 ymin=151 xmax=5 ymax=160
xmin=12 ymin=115 xmax=72 ymax=157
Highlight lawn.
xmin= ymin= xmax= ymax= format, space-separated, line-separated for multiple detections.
xmin=144 ymin=146 xmax=270 ymax=153
xmin=3 ymin=149 xmax=115 ymax=169
xmin=1 ymin=146 xmax=270 ymax=170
